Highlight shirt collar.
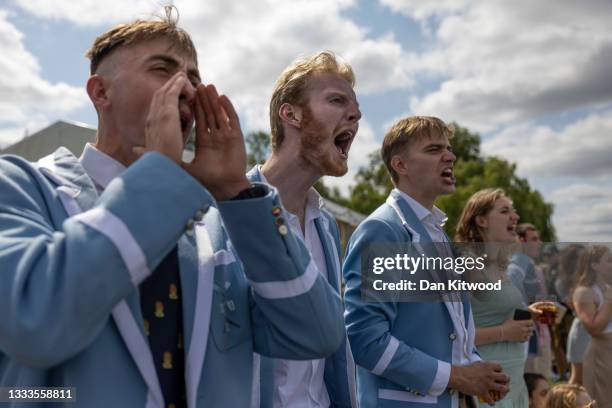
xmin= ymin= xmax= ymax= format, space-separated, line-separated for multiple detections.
xmin=256 ymin=164 xmax=324 ymax=222
xmin=79 ymin=143 xmax=126 ymax=191
xmin=396 ymin=188 xmax=448 ymax=228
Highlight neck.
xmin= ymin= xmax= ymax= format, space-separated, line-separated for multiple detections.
xmin=261 ymin=151 xmax=321 ymax=221
xmin=94 ymin=124 xmax=136 ymax=167
xmin=396 ymin=180 xmax=435 ymax=210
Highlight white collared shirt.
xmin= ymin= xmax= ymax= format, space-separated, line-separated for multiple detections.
xmin=259 ymin=169 xmax=330 ymax=408
xmin=79 ymin=143 xmax=126 ymax=192
xmin=397 ymin=189 xmax=479 ymax=401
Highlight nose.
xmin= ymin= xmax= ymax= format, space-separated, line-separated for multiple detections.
xmin=347 ymin=101 xmax=361 ymax=123
xmin=444 ymin=149 xmax=456 ymax=163
xmin=178 ymin=75 xmax=196 ymax=106
xmin=512 ymin=211 xmax=520 ymax=222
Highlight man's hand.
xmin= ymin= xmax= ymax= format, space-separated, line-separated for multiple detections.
xmin=448 ymin=361 xmax=509 ymax=405
xmin=183 ymin=83 xmax=250 ymax=200
xmin=134 ymin=72 xmax=195 ymax=164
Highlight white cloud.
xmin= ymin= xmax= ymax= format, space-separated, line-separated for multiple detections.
xmin=548 ymin=184 xmax=612 ymax=241
xmin=0 ymin=10 xmax=87 ymax=148
xmin=379 ymin=0 xmax=612 ymax=132
xmin=12 ymin=0 xmax=159 ymax=27
xmin=481 ymin=109 xmax=612 ymax=178
xmin=10 ymin=0 xmax=416 ymax=137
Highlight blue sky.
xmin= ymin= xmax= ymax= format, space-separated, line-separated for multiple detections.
xmin=1 ymin=0 xmax=611 ymax=241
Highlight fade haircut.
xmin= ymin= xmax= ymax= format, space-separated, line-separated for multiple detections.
xmin=381 ymin=116 xmax=454 ymax=184
xmin=85 ymin=6 xmax=197 ymax=75
xmin=269 ymin=51 xmax=355 ymax=151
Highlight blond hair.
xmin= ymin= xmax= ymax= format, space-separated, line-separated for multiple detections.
xmin=455 ymin=188 xmax=507 ymax=243
xmin=269 ymin=51 xmax=355 ymax=151
xmin=576 ymin=245 xmax=610 ymax=288
xmin=85 ymin=6 xmax=197 ymax=75
xmin=381 ymin=116 xmax=454 ymax=184
xmin=545 ymin=383 xmax=591 ymax=408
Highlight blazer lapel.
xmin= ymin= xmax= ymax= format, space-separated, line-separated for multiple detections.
xmin=38 ymin=148 xmax=165 ymax=408
xmin=184 ymin=220 xmax=216 ymax=408
xmin=315 ymin=216 xmax=341 ymax=292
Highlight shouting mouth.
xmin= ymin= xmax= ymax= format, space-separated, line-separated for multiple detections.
xmin=441 ymin=167 xmax=455 ymax=185
xmin=334 ymin=130 xmax=354 ymax=160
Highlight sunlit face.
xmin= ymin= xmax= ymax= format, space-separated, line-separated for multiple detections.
xmin=479 ymin=196 xmax=520 ymax=243
xmin=297 ymin=71 xmax=361 ymax=177
xmin=97 ymin=37 xmax=200 ymax=163
xmin=530 ymin=378 xmax=549 ymax=408
xmin=522 ymin=228 xmax=542 ymax=258
xmin=396 ymin=133 xmax=456 ymax=201
xmin=592 ymin=249 xmax=612 ymax=284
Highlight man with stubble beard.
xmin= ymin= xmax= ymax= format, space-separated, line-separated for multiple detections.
xmin=248 ymin=51 xmax=361 ymax=408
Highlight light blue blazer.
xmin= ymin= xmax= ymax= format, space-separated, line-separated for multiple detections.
xmin=343 ymin=190 xmax=477 ymax=408
xmin=0 ymin=148 xmax=344 ymax=408
xmin=247 ymin=166 xmax=357 ymax=408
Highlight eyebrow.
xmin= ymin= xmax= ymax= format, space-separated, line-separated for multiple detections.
xmin=325 ymin=90 xmax=360 ymax=108
xmin=147 ymin=54 xmax=201 ymax=83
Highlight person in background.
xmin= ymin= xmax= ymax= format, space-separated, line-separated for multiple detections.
xmin=524 ymin=373 xmax=549 ymax=408
xmin=455 ymin=188 xmax=548 ymax=407
xmin=572 ymin=245 xmax=612 ymax=407
xmin=545 ymin=384 xmax=595 ymax=408
xmin=557 ymin=245 xmax=591 ymax=385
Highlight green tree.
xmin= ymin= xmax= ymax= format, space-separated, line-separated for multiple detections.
xmin=246 ymin=131 xmax=271 ymax=168
xmin=341 ymin=123 xmax=556 ymax=241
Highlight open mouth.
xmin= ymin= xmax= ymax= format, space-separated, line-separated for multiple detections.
xmin=179 ymin=106 xmax=193 ymax=134
xmin=507 ymin=224 xmax=517 ymax=236
xmin=334 ymin=130 xmax=354 ymax=160
xmin=440 ymin=167 xmax=455 ymax=184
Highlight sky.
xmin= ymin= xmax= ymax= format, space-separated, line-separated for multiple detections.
xmin=1 ymin=0 xmax=611 ymax=241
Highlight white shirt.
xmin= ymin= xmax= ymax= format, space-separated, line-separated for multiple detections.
xmin=397 ymin=190 xmax=479 ymax=401
xmin=259 ymin=169 xmax=331 ymax=408
xmin=79 ymin=143 xmax=126 ymax=191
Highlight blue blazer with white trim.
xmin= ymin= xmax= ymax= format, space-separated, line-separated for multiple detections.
xmin=0 ymin=148 xmax=344 ymax=408
xmin=247 ymin=166 xmax=358 ymax=408
xmin=343 ymin=190 xmax=477 ymax=408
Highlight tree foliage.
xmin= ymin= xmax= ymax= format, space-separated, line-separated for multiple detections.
xmin=246 ymin=131 xmax=271 ymax=168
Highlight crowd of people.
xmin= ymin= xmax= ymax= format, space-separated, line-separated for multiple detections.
xmin=0 ymin=9 xmax=609 ymax=408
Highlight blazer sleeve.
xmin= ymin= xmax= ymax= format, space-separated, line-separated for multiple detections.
xmin=217 ymin=185 xmax=344 ymax=360
xmin=342 ymin=217 xmax=444 ymax=395
xmin=0 ymin=153 xmax=213 ymax=368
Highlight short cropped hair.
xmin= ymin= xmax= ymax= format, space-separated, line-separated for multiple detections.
xmin=85 ymin=6 xmax=197 ymax=75
xmin=381 ymin=116 xmax=454 ymax=184
xmin=269 ymin=51 xmax=355 ymax=151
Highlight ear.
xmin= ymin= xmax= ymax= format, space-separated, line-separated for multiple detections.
xmin=475 ymin=214 xmax=488 ymax=229
xmin=390 ymin=154 xmax=408 ymax=178
xmin=279 ymin=102 xmax=302 ymax=128
xmin=86 ymin=74 xmax=111 ymax=111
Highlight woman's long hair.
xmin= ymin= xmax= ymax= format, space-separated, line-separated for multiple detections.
xmin=454 ymin=188 xmax=507 ymax=243
xmin=576 ymin=245 xmax=609 ymax=288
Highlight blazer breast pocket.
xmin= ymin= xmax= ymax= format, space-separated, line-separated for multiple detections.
xmin=210 ymin=252 xmax=252 ymax=352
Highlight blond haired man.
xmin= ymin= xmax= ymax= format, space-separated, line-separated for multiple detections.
xmin=248 ymin=51 xmax=361 ymax=408
xmin=343 ymin=116 xmax=509 ymax=407
xmin=0 ymin=12 xmax=344 ymax=408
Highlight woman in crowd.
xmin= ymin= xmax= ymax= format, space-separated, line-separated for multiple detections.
xmin=558 ymin=244 xmax=591 ymax=385
xmin=455 ymin=188 xmax=546 ymax=407
xmin=525 ymin=373 xmax=550 ymax=408
xmin=572 ymin=245 xmax=612 ymax=407
xmin=545 ymin=384 xmax=595 ymax=408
